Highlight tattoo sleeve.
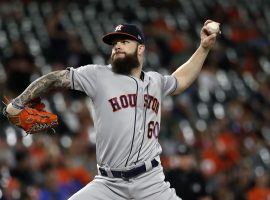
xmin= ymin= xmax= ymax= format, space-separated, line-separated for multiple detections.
xmin=14 ymin=70 xmax=71 ymax=106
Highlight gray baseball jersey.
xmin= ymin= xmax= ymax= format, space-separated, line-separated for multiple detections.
xmin=69 ymin=64 xmax=177 ymax=169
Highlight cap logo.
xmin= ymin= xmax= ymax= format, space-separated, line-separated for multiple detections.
xmin=115 ymin=25 xmax=123 ymax=32
xmin=138 ymin=35 xmax=141 ymax=40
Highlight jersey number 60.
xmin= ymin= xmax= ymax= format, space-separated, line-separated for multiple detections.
xmin=147 ymin=121 xmax=160 ymax=139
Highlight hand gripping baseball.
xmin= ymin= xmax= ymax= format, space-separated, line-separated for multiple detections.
xmin=2 ymin=97 xmax=58 ymax=134
xmin=200 ymin=20 xmax=221 ymax=50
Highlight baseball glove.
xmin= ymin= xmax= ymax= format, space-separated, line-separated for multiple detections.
xmin=2 ymin=97 xmax=58 ymax=134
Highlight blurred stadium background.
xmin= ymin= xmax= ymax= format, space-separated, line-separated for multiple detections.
xmin=0 ymin=0 xmax=270 ymax=199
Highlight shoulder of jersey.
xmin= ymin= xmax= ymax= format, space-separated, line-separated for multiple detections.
xmin=145 ymin=71 xmax=160 ymax=76
xmin=145 ymin=70 xmax=162 ymax=79
xmin=81 ymin=64 xmax=110 ymax=69
xmin=79 ymin=64 xmax=112 ymax=72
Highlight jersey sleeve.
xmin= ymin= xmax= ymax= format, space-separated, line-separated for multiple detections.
xmin=161 ymin=75 xmax=178 ymax=97
xmin=69 ymin=64 xmax=97 ymax=99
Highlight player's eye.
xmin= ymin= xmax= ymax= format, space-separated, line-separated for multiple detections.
xmin=111 ymin=40 xmax=129 ymax=47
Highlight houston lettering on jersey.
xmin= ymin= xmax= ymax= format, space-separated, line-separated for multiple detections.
xmin=108 ymin=94 xmax=159 ymax=114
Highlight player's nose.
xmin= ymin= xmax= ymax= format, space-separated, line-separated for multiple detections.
xmin=113 ymin=41 xmax=123 ymax=50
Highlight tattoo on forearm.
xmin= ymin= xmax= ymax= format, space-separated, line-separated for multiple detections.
xmin=14 ymin=70 xmax=71 ymax=106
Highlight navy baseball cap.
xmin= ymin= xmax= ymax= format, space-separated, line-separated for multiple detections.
xmin=102 ymin=24 xmax=145 ymax=45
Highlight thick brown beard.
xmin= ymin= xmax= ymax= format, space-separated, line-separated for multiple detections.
xmin=111 ymin=47 xmax=140 ymax=75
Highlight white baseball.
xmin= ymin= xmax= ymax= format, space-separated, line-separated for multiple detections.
xmin=206 ymin=22 xmax=220 ymax=34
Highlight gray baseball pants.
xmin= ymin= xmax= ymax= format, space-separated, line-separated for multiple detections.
xmin=68 ymin=165 xmax=181 ymax=200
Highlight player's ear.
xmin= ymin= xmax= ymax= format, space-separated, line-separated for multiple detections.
xmin=137 ymin=44 xmax=145 ymax=56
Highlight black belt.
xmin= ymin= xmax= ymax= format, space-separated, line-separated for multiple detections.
xmin=99 ymin=159 xmax=159 ymax=180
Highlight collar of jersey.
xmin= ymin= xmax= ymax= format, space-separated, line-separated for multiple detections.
xmin=129 ymin=71 xmax=150 ymax=87
xmin=106 ymin=64 xmax=150 ymax=86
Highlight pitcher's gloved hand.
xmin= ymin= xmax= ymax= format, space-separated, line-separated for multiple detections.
xmin=2 ymin=97 xmax=58 ymax=134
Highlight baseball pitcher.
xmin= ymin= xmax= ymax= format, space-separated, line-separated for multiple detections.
xmin=4 ymin=20 xmax=219 ymax=199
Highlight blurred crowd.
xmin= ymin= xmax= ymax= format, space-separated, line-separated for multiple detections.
xmin=0 ymin=0 xmax=270 ymax=199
